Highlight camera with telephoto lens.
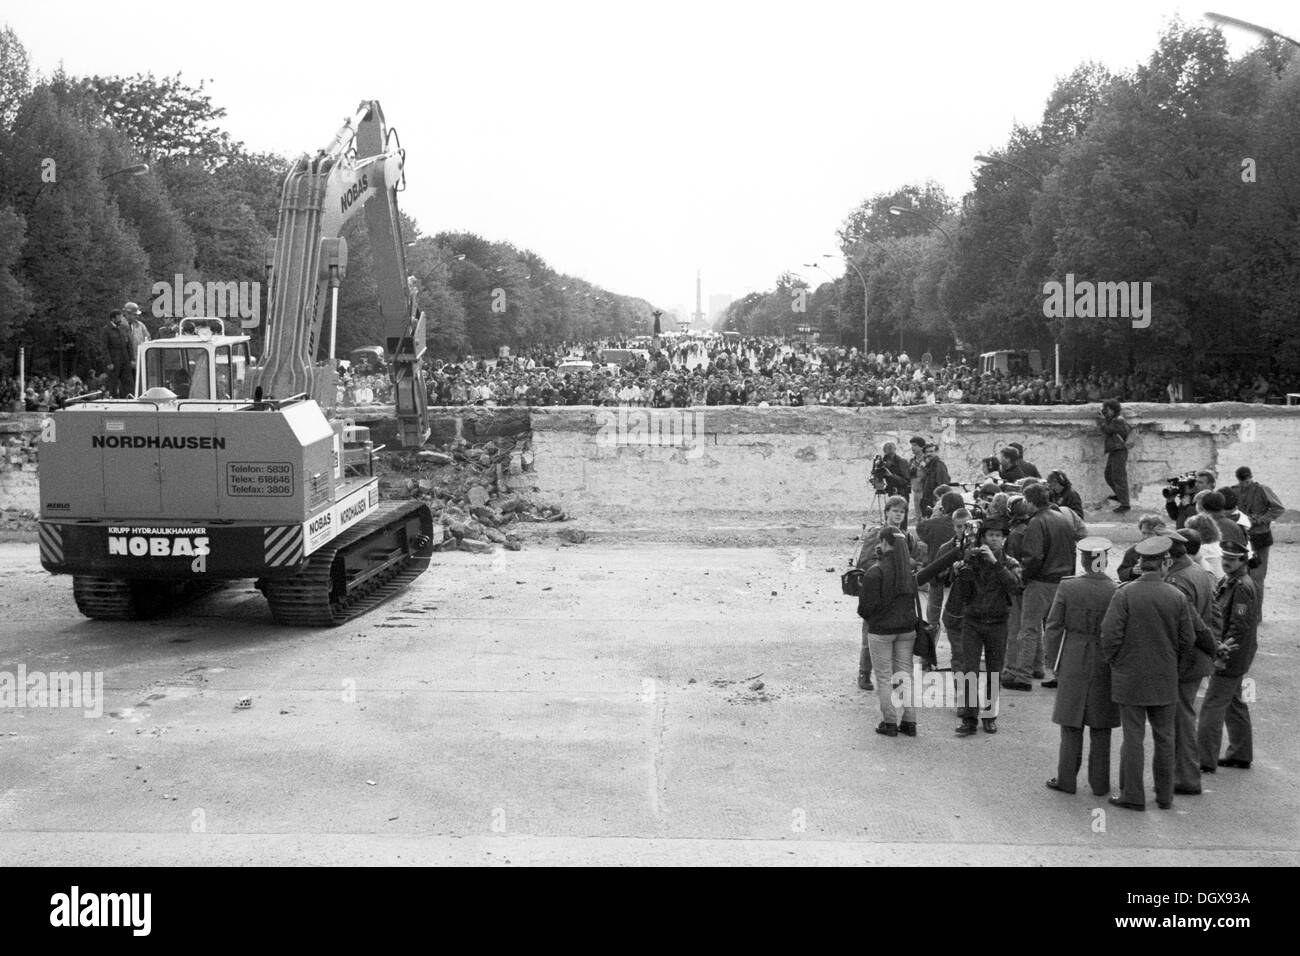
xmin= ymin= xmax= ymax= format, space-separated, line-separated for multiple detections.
xmin=958 ymin=518 xmax=985 ymax=561
xmin=1162 ymin=471 xmax=1198 ymax=500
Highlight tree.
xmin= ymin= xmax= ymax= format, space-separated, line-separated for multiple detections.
xmin=0 ymin=25 xmax=31 ymax=130
xmin=76 ymin=72 xmax=241 ymax=168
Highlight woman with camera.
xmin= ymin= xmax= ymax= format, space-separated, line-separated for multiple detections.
xmin=854 ymin=496 xmax=927 ymax=690
xmin=858 ymin=527 xmax=921 ymax=737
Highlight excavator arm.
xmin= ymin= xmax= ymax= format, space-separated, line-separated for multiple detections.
xmin=250 ymin=99 xmax=429 ymax=446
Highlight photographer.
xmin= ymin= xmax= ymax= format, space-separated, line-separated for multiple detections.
xmin=917 ymin=507 xmax=974 ymax=668
xmin=854 ymin=495 xmax=927 ymax=691
xmin=917 ymin=491 xmax=967 ymax=649
xmin=857 ymin=528 xmax=921 ymax=738
xmin=1165 ymin=470 xmax=1215 ymax=528
xmin=953 ymin=516 xmax=1022 ymax=736
xmin=1098 ymin=399 xmax=1132 ymax=513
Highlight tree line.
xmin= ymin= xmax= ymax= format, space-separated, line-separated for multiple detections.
xmin=720 ymin=20 xmax=1300 ymax=381
xmin=0 ymin=25 xmax=656 ymax=378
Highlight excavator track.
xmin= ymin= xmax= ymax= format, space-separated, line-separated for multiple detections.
xmin=261 ymin=500 xmax=434 ymax=627
xmin=72 ymin=576 xmax=225 ymax=621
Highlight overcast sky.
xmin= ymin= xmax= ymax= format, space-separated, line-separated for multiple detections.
xmin=7 ymin=1 xmax=1295 ymax=315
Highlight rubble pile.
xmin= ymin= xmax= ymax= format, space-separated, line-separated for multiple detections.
xmin=376 ymin=436 xmax=569 ymax=552
xmin=1 ymin=421 xmax=39 ymax=471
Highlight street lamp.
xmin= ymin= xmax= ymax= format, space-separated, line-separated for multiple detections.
xmin=888 ymin=205 xmax=955 ymax=247
xmin=973 ymin=154 xmax=1039 ymax=180
xmin=102 ymin=163 xmax=150 ymax=181
xmin=1205 ymin=11 xmax=1300 ymax=49
xmin=809 ymin=254 xmax=870 ymax=353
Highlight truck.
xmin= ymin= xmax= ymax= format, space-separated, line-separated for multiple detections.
xmin=37 ymin=100 xmax=435 ymax=626
xmin=979 ymin=349 xmax=1043 ymax=377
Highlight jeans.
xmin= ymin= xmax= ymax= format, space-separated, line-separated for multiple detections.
xmin=869 ymin=631 xmax=916 ymax=726
xmin=957 ymin=618 xmax=1006 ymax=719
xmin=1197 ymin=673 xmax=1252 ymax=765
xmin=1105 ymin=450 xmax=1130 ymax=507
xmin=1119 ymin=702 xmax=1175 ymax=806
xmin=1006 ymin=580 xmax=1058 ymax=683
xmin=1175 ymin=678 xmax=1204 ymax=789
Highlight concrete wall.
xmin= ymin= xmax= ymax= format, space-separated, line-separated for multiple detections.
xmin=5 ymin=403 xmax=1298 ymax=526
xmin=526 ymin=403 xmax=1300 ymax=525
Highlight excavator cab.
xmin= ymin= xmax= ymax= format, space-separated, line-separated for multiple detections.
xmin=138 ymin=319 xmax=254 ymax=402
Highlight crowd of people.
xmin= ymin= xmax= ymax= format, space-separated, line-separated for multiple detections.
xmin=403 ymin=338 xmax=1295 ymax=409
xmin=4 ymin=332 xmax=1293 ymax=410
xmin=848 ymin=437 xmax=1278 ymax=811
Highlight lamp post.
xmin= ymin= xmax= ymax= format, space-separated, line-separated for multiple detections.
xmin=1205 ymin=11 xmax=1300 ymax=49
xmin=888 ymin=205 xmax=955 ymax=248
xmin=807 ymin=254 xmax=870 ymax=353
xmin=973 ymin=154 xmax=1039 ymax=180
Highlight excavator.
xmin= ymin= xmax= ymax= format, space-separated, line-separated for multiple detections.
xmin=36 ymin=100 xmax=435 ymax=626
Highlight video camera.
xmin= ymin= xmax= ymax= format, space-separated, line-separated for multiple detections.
xmin=1162 ymin=471 xmax=1198 ymax=500
xmin=869 ymin=455 xmax=890 ymax=494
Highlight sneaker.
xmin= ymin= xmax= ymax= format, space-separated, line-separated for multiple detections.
xmin=875 ymin=721 xmax=898 ymax=737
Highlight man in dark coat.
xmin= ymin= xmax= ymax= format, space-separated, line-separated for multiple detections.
xmin=101 ymin=309 xmax=135 ymax=398
xmin=952 ymin=517 xmax=1022 ymax=736
xmin=1234 ymin=466 xmax=1284 ymax=609
xmin=1045 ymin=537 xmax=1120 ymax=796
xmin=1162 ymin=529 xmax=1221 ymax=795
xmin=917 ymin=443 xmax=951 ymax=518
xmin=1005 ymin=483 xmax=1076 ymax=690
xmin=1100 ymin=535 xmax=1196 ymax=810
xmin=1197 ymin=540 xmax=1260 ymax=772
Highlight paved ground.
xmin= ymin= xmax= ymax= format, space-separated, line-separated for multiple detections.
xmin=1 ymin=536 xmax=1296 ymax=866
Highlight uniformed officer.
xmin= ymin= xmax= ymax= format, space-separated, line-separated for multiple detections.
xmin=1044 ymin=537 xmax=1119 ymax=796
xmin=1196 ymin=539 xmax=1260 ymax=772
xmin=1100 ymin=534 xmax=1196 ymax=810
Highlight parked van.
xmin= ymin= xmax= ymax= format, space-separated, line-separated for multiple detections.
xmin=979 ymin=349 xmax=1042 ymax=377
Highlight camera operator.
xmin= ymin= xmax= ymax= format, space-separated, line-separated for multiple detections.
xmin=872 ymin=442 xmax=912 ymax=498
xmin=1164 ymin=470 xmax=1215 ymax=528
xmin=1234 ymin=466 xmax=1284 ymax=606
xmin=952 ymin=516 xmax=1023 ymax=736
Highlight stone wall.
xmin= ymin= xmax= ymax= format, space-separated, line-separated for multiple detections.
xmin=525 ymin=403 xmax=1300 ymax=525
xmin=5 ymin=403 xmax=1298 ymax=526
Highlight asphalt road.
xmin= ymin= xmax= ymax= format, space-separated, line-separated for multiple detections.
xmin=1 ymin=538 xmax=1296 ymax=866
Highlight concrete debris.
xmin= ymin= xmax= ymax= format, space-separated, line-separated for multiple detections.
xmin=378 ymin=435 xmax=568 ymax=553
xmin=557 ymin=528 xmax=587 ymax=544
